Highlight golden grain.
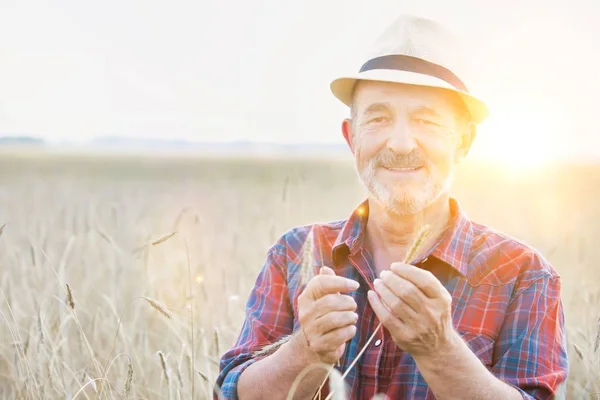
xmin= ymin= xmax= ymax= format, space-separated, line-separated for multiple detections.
xmin=142 ymin=297 xmax=173 ymax=320
xmin=65 ymin=284 xmax=75 ymax=310
xmin=124 ymin=362 xmax=134 ymax=397
xmin=301 ymin=228 xmax=316 ymax=286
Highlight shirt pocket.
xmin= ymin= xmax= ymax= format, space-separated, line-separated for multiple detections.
xmin=457 ymin=330 xmax=495 ymax=368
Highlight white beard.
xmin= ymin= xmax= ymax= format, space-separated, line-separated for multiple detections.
xmin=358 ymin=158 xmax=452 ymax=216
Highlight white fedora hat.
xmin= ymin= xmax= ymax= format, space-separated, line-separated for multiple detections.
xmin=330 ymin=15 xmax=489 ymax=124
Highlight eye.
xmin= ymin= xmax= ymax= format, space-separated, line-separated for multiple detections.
xmin=415 ymin=118 xmax=440 ymax=127
xmin=367 ymin=116 xmax=389 ymax=124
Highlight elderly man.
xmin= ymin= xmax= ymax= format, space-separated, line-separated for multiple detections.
xmin=217 ymin=15 xmax=568 ymax=400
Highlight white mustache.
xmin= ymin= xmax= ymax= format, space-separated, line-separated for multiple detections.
xmin=373 ymin=150 xmax=426 ymax=169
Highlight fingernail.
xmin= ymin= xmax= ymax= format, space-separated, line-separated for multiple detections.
xmin=320 ymin=266 xmax=333 ymax=275
xmin=347 ymin=279 xmax=360 ymax=290
xmin=373 ymin=278 xmax=381 ymax=286
xmin=380 ymin=270 xmax=389 ymax=279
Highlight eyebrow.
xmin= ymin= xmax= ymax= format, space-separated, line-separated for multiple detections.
xmin=361 ymin=103 xmax=446 ymax=116
xmin=361 ymin=102 xmax=393 ymax=116
xmin=411 ymin=105 xmax=443 ymax=118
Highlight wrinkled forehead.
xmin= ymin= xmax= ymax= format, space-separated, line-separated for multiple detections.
xmin=351 ymin=80 xmax=466 ymax=117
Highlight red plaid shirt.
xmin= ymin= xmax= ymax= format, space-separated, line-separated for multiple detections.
xmin=217 ymin=199 xmax=568 ymax=399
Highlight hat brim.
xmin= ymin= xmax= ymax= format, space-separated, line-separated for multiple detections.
xmin=330 ymin=69 xmax=489 ymax=124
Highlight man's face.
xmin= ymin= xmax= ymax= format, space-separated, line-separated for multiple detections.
xmin=346 ymin=81 xmax=472 ymax=216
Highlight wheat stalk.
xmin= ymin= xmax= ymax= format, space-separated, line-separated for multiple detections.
xmin=321 ymin=224 xmax=430 ymax=400
xmin=98 ymin=296 xmax=174 ymax=398
xmin=175 ymin=362 xmax=184 ymax=390
xmin=255 ymin=228 xmax=319 ymax=358
xmin=151 ymin=231 xmax=178 ymax=246
xmin=157 ymin=351 xmax=171 ymax=386
xmin=23 ymin=334 xmax=30 ymax=356
xmin=197 ymin=370 xmax=209 ymax=383
xmin=573 ymin=343 xmax=584 ymax=361
xmin=185 ymin=239 xmax=195 ymax=399
xmin=253 ymin=334 xmax=295 ymax=358
xmin=214 ymin=328 xmax=220 ymax=356
xmin=287 ymin=362 xmax=338 ymax=400
xmin=595 ymin=312 xmax=600 ymax=354
xmin=37 ymin=308 xmax=44 ymax=345
xmin=72 ymin=378 xmax=119 ymax=400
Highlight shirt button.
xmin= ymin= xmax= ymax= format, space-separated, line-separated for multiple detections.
xmin=374 ymin=339 xmax=382 ymax=347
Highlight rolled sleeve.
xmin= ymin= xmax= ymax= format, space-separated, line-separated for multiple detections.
xmin=511 ymin=385 xmax=541 ymax=399
xmin=216 ymin=357 xmax=259 ymax=399
xmin=215 ymin=243 xmax=294 ymax=399
xmin=491 ymin=276 xmax=569 ymax=400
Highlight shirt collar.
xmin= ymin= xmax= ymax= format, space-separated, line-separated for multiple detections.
xmin=429 ymin=199 xmax=473 ymax=277
xmin=331 ymin=198 xmax=473 ymax=277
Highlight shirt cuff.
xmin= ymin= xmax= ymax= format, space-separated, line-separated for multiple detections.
xmin=511 ymin=384 xmax=558 ymax=400
xmin=512 ymin=386 xmax=535 ymax=399
xmin=511 ymin=382 xmax=567 ymax=400
xmin=215 ymin=357 xmax=259 ymax=400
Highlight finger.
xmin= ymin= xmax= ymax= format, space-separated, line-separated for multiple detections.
xmin=390 ymin=263 xmax=442 ymax=298
xmin=306 ymin=275 xmax=360 ymax=300
xmin=378 ymin=271 xmax=425 ymax=312
xmin=312 ymin=294 xmax=357 ymax=319
xmin=373 ymin=278 xmax=416 ymax=322
xmin=319 ymin=266 xmax=339 ymax=297
xmin=314 ymin=311 xmax=358 ymax=334
xmin=320 ymin=266 xmax=336 ymax=276
xmin=367 ymin=290 xmax=403 ymax=335
xmin=312 ymin=325 xmax=357 ymax=354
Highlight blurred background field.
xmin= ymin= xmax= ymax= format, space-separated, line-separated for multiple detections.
xmin=0 ymin=149 xmax=599 ymax=399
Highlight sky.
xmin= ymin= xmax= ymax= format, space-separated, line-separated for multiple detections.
xmin=0 ymin=0 xmax=599 ymax=162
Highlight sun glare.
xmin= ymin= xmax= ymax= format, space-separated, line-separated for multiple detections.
xmin=474 ymin=102 xmax=563 ymax=170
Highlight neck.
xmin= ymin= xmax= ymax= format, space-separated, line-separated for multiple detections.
xmin=365 ymin=194 xmax=452 ymax=264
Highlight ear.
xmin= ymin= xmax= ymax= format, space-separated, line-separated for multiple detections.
xmin=342 ymin=118 xmax=356 ymax=155
xmin=455 ymin=122 xmax=477 ymax=163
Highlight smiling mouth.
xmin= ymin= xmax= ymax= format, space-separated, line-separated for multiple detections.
xmin=383 ymin=166 xmax=424 ymax=171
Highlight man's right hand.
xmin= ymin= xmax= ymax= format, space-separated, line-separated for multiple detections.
xmin=296 ymin=266 xmax=360 ymax=364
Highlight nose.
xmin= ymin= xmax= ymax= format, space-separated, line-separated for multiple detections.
xmin=385 ymin=117 xmax=418 ymax=155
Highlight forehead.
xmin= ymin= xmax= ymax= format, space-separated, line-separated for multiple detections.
xmin=352 ymin=80 xmax=463 ymax=115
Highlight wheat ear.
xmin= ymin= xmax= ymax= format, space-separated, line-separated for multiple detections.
xmin=124 ymin=361 xmax=133 ymax=397
xmin=142 ymin=297 xmax=173 ymax=320
xmin=65 ymin=284 xmax=75 ymax=310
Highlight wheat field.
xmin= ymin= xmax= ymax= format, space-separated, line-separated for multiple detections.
xmin=0 ymin=149 xmax=599 ymax=399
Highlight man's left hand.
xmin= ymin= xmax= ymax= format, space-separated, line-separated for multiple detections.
xmin=368 ymin=262 xmax=459 ymax=358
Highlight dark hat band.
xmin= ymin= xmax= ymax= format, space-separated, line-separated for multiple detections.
xmin=359 ymin=54 xmax=469 ymax=93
